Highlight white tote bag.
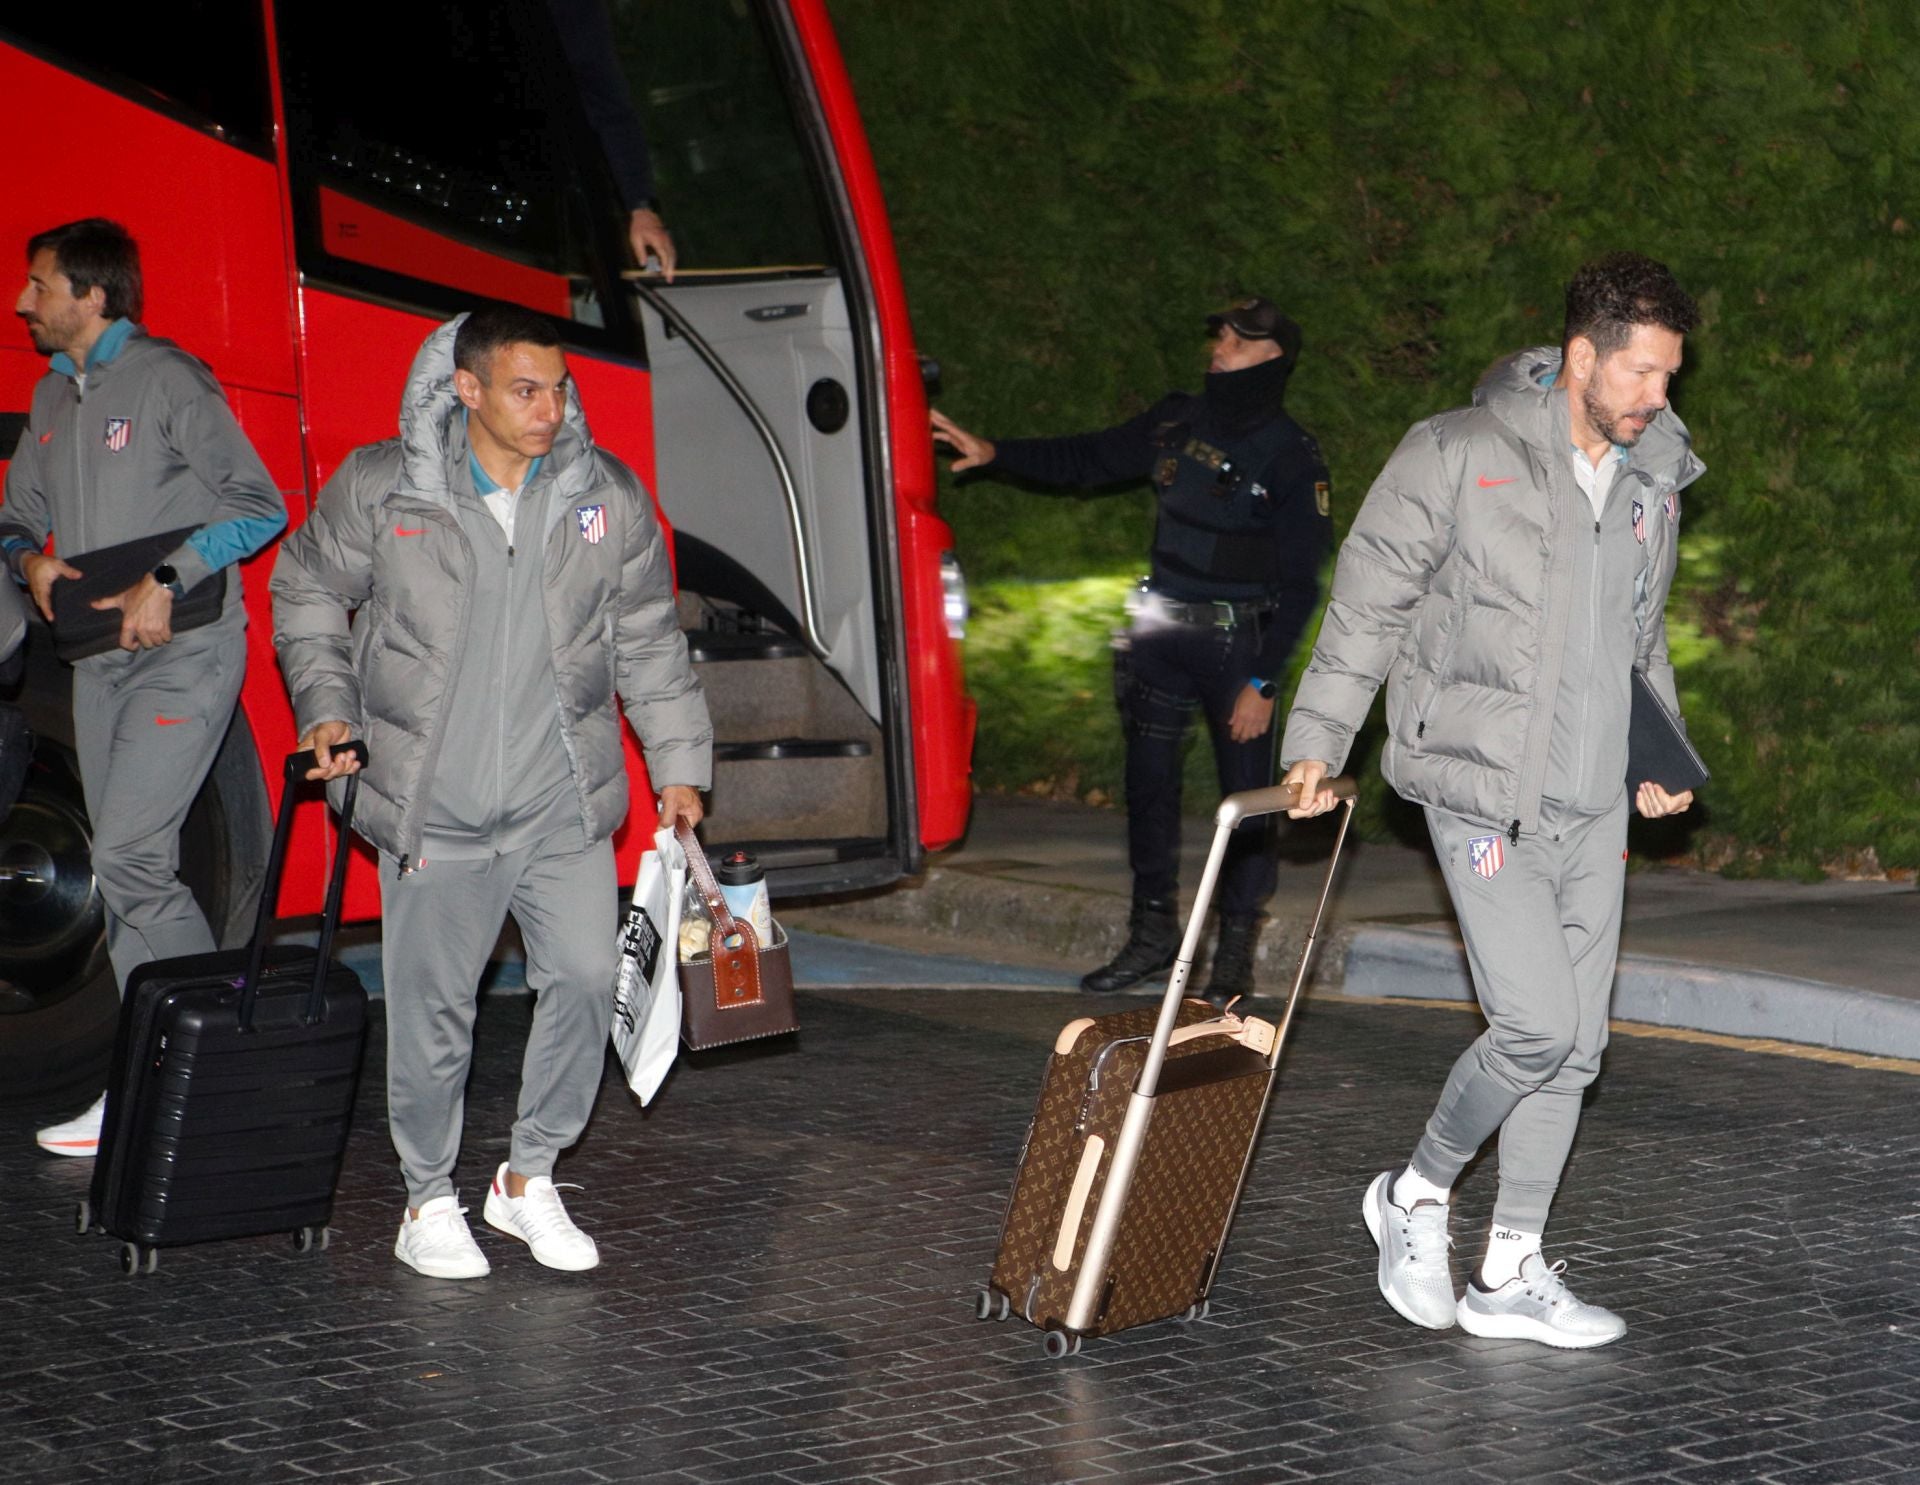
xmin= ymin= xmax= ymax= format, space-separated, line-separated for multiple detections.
xmin=611 ymin=825 xmax=686 ymax=1105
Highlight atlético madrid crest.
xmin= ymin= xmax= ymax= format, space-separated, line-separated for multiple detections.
xmin=1467 ymin=833 xmax=1505 ymax=880
xmin=103 ymin=417 xmax=132 ymax=453
xmin=575 ymin=504 xmax=606 ymax=544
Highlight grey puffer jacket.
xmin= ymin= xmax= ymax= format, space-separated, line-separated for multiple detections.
xmin=270 ymin=319 xmax=711 ymax=862
xmin=1281 ymin=346 xmax=1704 ymax=835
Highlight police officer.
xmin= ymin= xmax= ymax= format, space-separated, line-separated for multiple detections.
xmin=932 ymin=299 xmax=1331 ymax=1003
xmin=4 ymin=219 xmax=287 ymax=1157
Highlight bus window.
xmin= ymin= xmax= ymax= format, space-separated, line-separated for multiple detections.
xmin=1 ymin=5 xmax=271 ymax=152
xmin=276 ymin=1 xmax=628 ymax=333
xmin=611 ymin=0 xmax=837 ymax=274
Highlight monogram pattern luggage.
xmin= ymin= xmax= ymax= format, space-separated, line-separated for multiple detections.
xmin=81 ymin=746 xmax=368 ymax=1274
xmin=981 ymin=777 xmax=1356 ymax=1356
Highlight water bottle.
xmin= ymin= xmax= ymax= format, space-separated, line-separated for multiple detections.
xmin=715 ymin=849 xmax=774 ymax=948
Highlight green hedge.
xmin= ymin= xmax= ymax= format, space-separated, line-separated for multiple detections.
xmin=835 ymin=0 xmax=1920 ymax=874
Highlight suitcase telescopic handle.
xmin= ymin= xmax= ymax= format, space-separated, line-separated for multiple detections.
xmin=1138 ymin=776 xmax=1357 ymax=1098
xmin=236 ymin=742 xmax=369 ymax=1032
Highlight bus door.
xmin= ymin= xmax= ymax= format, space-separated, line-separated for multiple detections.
xmin=613 ymin=0 xmax=919 ymax=894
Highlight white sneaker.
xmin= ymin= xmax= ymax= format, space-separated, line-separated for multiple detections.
xmin=1362 ymin=1170 xmax=1458 ymax=1329
xmin=394 ymin=1196 xmax=491 ymax=1279
xmin=483 ymin=1162 xmax=599 ymax=1271
xmin=1457 ymin=1252 xmax=1627 ymax=1349
xmin=36 ymin=1093 xmax=108 ymax=1157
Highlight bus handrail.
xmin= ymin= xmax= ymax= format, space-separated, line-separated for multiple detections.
xmin=627 ymin=277 xmax=831 ymax=662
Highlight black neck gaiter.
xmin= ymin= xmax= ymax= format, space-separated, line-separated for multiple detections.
xmin=1202 ymin=354 xmax=1294 ymax=430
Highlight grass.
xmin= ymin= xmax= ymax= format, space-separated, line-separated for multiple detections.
xmin=836 ymin=0 xmax=1920 ymax=872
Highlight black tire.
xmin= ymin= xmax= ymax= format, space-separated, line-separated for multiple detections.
xmin=0 ymin=640 xmax=271 ymax=1107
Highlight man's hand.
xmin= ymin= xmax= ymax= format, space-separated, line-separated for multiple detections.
xmin=628 ymin=208 xmax=677 ymax=281
xmin=929 ymin=409 xmax=996 ymax=473
xmin=1282 ymin=758 xmax=1337 ymax=818
xmin=658 ymin=784 xmax=703 ymax=831
xmin=300 ymin=720 xmax=362 ymax=781
xmin=1634 ymin=780 xmax=1693 ymax=819
xmin=21 ymin=551 xmax=80 ymax=622
xmin=91 ymin=573 xmax=174 ymax=650
xmin=1228 ymin=684 xmax=1276 ymax=743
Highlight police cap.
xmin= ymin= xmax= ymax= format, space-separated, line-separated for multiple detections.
xmin=1206 ymin=298 xmax=1302 ymax=360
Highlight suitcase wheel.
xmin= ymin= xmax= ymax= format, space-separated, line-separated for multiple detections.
xmin=118 ymin=1242 xmax=157 ymax=1276
xmin=973 ymin=1288 xmax=1011 ymax=1323
xmin=1173 ymin=1298 xmax=1212 ymax=1325
xmin=291 ymin=1226 xmax=331 ymax=1255
xmin=74 ymin=1200 xmax=91 ymax=1236
xmin=1041 ymin=1327 xmax=1082 ymax=1360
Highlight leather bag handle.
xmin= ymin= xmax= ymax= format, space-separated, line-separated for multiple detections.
xmin=677 ymin=821 xmax=763 ymax=1010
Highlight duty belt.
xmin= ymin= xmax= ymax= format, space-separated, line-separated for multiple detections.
xmin=1133 ymin=587 xmax=1277 ymax=630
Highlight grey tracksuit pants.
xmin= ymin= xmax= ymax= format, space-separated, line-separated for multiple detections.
xmin=379 ymin=826 xmax=618 ymax=1208
xmin=1410 ymin=796 xmax=1629 ymax=1233
xmin=72 ymin=622 xmax=246 ymax=992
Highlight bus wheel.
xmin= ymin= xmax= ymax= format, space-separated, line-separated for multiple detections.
xmin=0 ymin=719 xmax=269 ymax=1108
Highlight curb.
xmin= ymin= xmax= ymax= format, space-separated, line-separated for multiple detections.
xmin=789 ymin=866 xmax=1362 ymax=993
xmin=798 ymin=867 xmax=1920 ymax=1060
xmin=1339 ymin=923 xmax=1920 ymax=1062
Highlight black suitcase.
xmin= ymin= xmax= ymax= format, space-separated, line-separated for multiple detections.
xmin=81 ymin=744 xmax=369 ymax=1274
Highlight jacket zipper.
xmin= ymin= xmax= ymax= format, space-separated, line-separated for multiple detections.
xmin=499 ymin=486 xmax=518 ymax=839
xmin=1571 ymin=516 xmax=1601 ymax=795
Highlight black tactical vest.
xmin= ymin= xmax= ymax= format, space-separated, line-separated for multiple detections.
xmin=1147 ymin=413 xmax=1302 ymax=600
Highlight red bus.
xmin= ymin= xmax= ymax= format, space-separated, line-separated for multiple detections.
xmin=0 ymin=1 xmax=974 ymax=1099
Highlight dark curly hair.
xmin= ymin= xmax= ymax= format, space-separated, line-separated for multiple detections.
xmin=1563 ymin=252 xmax=1699 ymax=359
xmin=27 ymin=218 xmax=142 ymax=322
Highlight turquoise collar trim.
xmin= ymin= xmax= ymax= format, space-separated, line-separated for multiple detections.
xmin=50 ymin=316 xmax=135 ymax=378
xmin=463 ymin=411 xmax=543 ymax=495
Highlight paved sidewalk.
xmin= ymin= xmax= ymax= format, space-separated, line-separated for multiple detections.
xmin=788 ymin=796 xmax=1920 ymax=1060
xmin=11 ymin=986 xmax=1919 ymax=1484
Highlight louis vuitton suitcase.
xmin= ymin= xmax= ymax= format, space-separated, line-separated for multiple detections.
xmin=980 ymin=775 xmax=1355 ymax=1356
xmin=80 ymin=745 xmax=369 ymax=1274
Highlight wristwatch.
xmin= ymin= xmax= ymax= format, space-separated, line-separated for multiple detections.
xmin=152 ymin=563 xmax=186 ymax=599
xmin=1250 ymin=677 xmax=1277 ymax=699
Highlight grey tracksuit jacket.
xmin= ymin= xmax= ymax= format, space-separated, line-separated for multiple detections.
xmin=1281 ymin=346 xmax=1705 ymax=835
xmin=0 ymin=320 xmax=286 ymax=603
xmin=270 ymin=319 xmax=712 ymax=864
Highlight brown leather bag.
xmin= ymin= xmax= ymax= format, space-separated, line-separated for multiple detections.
xmin=677 ymin=824 xmax=798 ymax=1050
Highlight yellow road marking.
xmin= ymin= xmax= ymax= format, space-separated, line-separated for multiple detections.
xmin=1344 ymin=994 xmax=1920 ymax=1077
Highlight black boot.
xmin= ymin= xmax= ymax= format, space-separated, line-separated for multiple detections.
xmin=1201 ymin=914 xmax=1261 ymax=1008
xmin=1081 ymin=895 xmax=1179 ymax=994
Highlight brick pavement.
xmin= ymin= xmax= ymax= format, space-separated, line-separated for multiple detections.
xmin=4 ymin=989 xmax=1918 ymax=1485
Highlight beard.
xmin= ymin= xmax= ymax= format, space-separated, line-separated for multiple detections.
xmin=1582 ymin=381 xmax=1660 ymax=447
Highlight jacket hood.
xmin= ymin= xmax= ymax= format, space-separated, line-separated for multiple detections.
xmin=397 ymin=315 xmax=598 ymax=507
xmin=1474 ymin=344 xmax=1704 ymax=488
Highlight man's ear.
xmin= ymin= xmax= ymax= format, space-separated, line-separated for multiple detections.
xmin=453 ymin=368 xmax=483 ymax=410
xmin=1565 ymin=333 xmax=1597 ymax=384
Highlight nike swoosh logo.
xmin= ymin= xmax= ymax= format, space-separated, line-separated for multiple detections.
xmin=1477 ymin=475 xmax=1517 ymax=488
xmin=38 ymin=431 xmax=54 ymax=444
xmin=154 ymin=716 xmax=190 ymax=726
xmin=394 ymin=525 xmax=428 ymax=537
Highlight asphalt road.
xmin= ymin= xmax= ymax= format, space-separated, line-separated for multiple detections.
xmin=8 ymin=971 xmax=1917 ymax=1484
